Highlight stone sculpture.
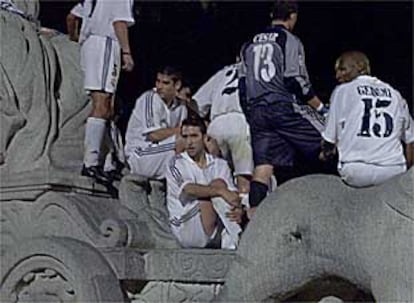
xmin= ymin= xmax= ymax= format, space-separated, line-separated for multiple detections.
xmin=216 ymin=168 xmax=414 ymax=302
xmin=0 ymin=2 xmax=88 ymax=177
xmin=1 ymin=1 xmax=413 ymax=302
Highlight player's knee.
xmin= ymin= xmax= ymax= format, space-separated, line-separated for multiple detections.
xmin=90 ymin=96 xmax=112 ymax=119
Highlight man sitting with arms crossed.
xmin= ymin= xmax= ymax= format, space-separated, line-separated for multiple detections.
xmin=125 ymin=66 xmax=187 ymax=180
xmin=320 ymin=51 xmax=414 ymax=187
xmin=166 ymin=116 xmax=243 ymax=249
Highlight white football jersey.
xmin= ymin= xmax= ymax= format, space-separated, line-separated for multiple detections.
xmin=166 ymin=152 xmax=237 ymax=222
xmin=193 ymin=63 xmax=243 ymax=121
xmin=125 ymin=90 xmax=187 ymax=155
xmin=323 ymin=75 xmax=414 ymax=166
xmin=70 ymin=3 xmax=83 ymax=18
xmin=79 ymin=0 xmax=134 ymax=43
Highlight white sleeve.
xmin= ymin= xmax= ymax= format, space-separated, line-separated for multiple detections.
xmin=214 ymin=159 xmax=237 ymax=191
xmin=142 ymin=93 xmax=169 ymax=136
xmin=111 ymin=0 xmax=135 ymax=26
xmin=124 ymin=95 xmax=145 ymax=153
xmin=399 ymin=95 xmax=414 ymax=144
xmin=166 ymin=156 xmax=196 ymax=205
xmin=322 ymin=86 xmax=343 ymax=144
xmin=70 ymin=3 xmax=83 ymax=18
xmin=193 ymin=71 xmax=220 ymax=118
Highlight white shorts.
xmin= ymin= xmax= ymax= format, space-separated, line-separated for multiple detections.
xmin=80 ymin=35 xmax=121 ymax=94
xmin=339 ymin=162 xmax=406 ymax=188
xmin=207 ymin=113 xmax=253 ymax=176
xmin=126 ymin=136 xmax=176 ymax=180
xmin=169 ymin=204 xmax=215 ymax=248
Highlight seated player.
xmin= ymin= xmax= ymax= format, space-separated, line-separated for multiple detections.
xmin=166 ymin=116 xmax=243 ymax=249
xmin=320 ymin=51 xmax=414 ymax=187
xmin=124 ymin=66 xmax=187 ymax=180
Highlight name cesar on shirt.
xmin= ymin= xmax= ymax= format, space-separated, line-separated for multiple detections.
xmin=253 ymin=32 xmax=279 ymax=43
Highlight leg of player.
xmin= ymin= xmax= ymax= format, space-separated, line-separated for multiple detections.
xmin=82 ymin=91 xmax=112 ymax=184
xmin=248 ymin=164 xmax=274 ymax=219
xmin=198 ymin=200 xmax=218 ymax=237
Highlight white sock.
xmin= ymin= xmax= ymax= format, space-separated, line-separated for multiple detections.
xmin=84 ymin=117 xmax=107 ymax=167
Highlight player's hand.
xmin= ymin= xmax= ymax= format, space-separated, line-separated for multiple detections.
xmin=319 ymin=140 xmax=337 ymax=162
xmin=226 ymin=205 xmax=244 ymax=223
xmin=220 ymin=189 xmax=241 ymax=207
xmin=122 ymin=53 xmax=134 ymax=72
xmin=317 ymin=104 xmax=329 ymax=118
xmin=319 ymin=149 xmax=336 ymax=162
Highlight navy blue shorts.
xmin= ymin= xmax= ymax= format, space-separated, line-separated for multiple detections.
xmin=248 ymin=103 xmax=322 ymax=168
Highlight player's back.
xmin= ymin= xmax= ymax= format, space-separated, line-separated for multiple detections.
xmin=241 ymin=26 xmax=295 ymax=106
xmin=331 ymin=75 xmax=409 ymax=166
xmin=194 ymin=64 xmax=243 ymax=121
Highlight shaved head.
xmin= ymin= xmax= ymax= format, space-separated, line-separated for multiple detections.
xmin=335 ymin=51 xmax=371 ymax=83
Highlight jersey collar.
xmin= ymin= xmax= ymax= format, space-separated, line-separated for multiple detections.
xmin=182 ymin=151 xmax=215 ymax=168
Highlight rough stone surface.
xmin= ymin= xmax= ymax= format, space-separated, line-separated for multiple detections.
xmin=0 ymin=237 xmax=126 ymax=302
xmin=128 ymin=281 xmax=221 ymax=303
xmin=216 ymin=168 xmax=414 ymax=302
xmin=1 ymin=3 xmax=413 ymax=302
xmin=119 ymin=175 xmax=180 ymax=248
xmin=11 ymin=0 xmax=39 ymax=20
xmin=0 ymin=7 xmax=89 ymax=182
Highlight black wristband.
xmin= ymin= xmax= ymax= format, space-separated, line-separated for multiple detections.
xmin=121 ymin=50 xmax=131 ymax=55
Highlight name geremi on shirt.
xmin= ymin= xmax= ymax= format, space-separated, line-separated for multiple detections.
xmin=356 ymin=85 xmax=392 ymax=98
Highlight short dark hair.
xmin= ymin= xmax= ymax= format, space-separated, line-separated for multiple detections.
xmin=271 ymin=0 xmax=298 ymax=21
xmin=156 ymin=65 xmax=183 ymax=83
xmin=181 ymin=114 xmax=207 ymax=135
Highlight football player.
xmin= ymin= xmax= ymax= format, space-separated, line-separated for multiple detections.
xmin=320 ymin=51 xmax=414 ymax=187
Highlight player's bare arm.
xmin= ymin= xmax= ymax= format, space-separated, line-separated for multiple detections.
xmin=113 ymin=21 xmax=134 ymax=71
xmin=66 ymin=13 xmax=80 ymax=42
xmin=182 ymin=183 xmax=224 ymax=200
xmin=147 ymin=126 xmax=180 ymax=143
xmin=210 ymin=179 xmax=241 ymax=207
xmin=406 ymin=142 xmax=414 ymax=168
xmin=307 ymin=96 xmax=323 ymax=110
xmin=183 ymin=181 xmax=240 ymax=207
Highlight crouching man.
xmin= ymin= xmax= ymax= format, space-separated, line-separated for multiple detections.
xmin=166 ymin=116 xmax=243 ymax=249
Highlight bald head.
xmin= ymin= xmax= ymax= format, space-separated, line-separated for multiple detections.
xmin=335 ymin=51 xmax=371 ymax=83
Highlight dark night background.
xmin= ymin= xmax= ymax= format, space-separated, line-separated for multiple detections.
xmin=39 ymin=0 xmax=413 ymax=121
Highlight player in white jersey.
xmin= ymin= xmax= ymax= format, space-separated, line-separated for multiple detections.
xmin=166 ymin=116 xmax=243 ymax=249
xmin=125 ymin=66 xmax=187 ymax=180
xmin=193 ymin=63 xmax=253 ymax=195
xmin=75 ymin=0 xmax=135 ymax=185
xmin=321 ymin=51 xmax=414 ymax=187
